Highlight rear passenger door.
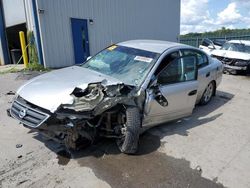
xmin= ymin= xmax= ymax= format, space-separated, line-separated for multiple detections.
xmin=181 ymin=50 xmax=211 ymax=101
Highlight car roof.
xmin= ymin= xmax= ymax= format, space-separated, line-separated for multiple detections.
xmin=118 ymin=40 xmax=189 ymax=54
xmin=229 ymin=40 xmax=250 ymax=45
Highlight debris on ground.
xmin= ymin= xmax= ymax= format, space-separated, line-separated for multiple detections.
xmin=6 ymin=109 xmax=11 ymax=117
xmin=196 ymin=165 xmax=202 ymax=173
xmin=56 ymin=150 xmax=71 ymax=166
xmin=17 ymin=179 xmax=29 ymax=185
xmin=16 ymin=144 xmax=23 ymax=148
xmin=6 ymin=91 xmax=15 ymax=95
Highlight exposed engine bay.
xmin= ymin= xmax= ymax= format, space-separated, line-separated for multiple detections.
xmin=11 ymin=82 xmax=145 ymax=150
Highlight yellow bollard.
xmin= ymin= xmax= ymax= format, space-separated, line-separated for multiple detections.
xmin=19 ymin=31 xmax=28 ymax=68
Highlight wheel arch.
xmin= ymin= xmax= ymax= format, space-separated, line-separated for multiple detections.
xmin=211 ymin=80 xmax=217 ymax=96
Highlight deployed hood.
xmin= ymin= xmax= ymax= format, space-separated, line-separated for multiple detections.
xmin=211 ymin=50 xmax=250 ymax=60
xmin=17 ymin=66 xmax=122 ymax=112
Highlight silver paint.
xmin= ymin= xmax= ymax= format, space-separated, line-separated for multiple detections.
xmin=17 ymin=66 xmax=122 ymax=112
xmin=15 ymin=40 xmax=223 ymax=128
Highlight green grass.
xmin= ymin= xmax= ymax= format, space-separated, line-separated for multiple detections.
xmin=0 ymin=63 xmax=50 ymax=75
xmin=1 ymin=31 xmax=50 ymax=75
xmin=25 ymin=63 xmax=50 ymax=72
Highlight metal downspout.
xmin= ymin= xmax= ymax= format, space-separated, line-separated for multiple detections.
xmin=31 ymin=0 xmax=44 ymax=65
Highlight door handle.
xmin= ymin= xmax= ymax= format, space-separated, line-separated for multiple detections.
xmin=206 ymin=72 xmax=210 ymax=77
xmin=188 ymin=90 xmax=197 ymax=96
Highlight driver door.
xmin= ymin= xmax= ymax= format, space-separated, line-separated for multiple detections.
xmin=143 ymin=55 xmax=199 ymax=127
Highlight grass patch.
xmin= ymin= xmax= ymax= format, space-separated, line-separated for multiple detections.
xmin=0 ymin=31 xmax=50 ymax=75
xmin=0 ymin=63 xmax=50 ymax=75
xmin=25 ymin=63 xmax=50 ymax=72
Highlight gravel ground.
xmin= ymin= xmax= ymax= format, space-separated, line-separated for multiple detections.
xmin=0 ymin=71 xmax=250 ymax=188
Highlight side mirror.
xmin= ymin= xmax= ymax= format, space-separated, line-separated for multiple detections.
xmin=148 ymin=79 xmax=168 ymax=107
xmin=86 ymin=56 xmax=92 ymax=61
xmin=154 ymin=88 xmax=168 ymax=107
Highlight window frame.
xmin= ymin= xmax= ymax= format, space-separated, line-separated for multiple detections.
xmin=153 ymin=50 xmax=181 ymax=77
xmin=156 ymin=55 xmax=198 ymax=86
xmin=180 ymin=49 xmax=209 ymax=69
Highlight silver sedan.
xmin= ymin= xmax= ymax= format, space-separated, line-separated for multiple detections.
xmin=10 ymin=40 xmax=223 ymax=154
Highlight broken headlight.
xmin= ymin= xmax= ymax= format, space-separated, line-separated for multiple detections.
xmin=63 ymin=84 xmax=104 ymax=112
xmin=235 ymin=60 xmax=249 ymax=67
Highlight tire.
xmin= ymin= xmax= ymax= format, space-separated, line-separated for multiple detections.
xmin=116 ymin=106 xmax=141 ymax=154
xmin=199 ymin=81 xmax=215 ymax=105
xmin=236 ymin=70 xmax=247 ymax=75
xmin=246 ymin=65 xmax=250 ymax=75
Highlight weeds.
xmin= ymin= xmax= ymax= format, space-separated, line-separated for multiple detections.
xmin=25 ymin=63 xmax=49 ymax=72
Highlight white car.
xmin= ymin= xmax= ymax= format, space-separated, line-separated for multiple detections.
xmin=210 ymin=40 xmax=250 ymax=74
xmin=10 ymin=40 xmax=223 ymax=154
xmin=199 ymin=38 xmax=225 ymax=54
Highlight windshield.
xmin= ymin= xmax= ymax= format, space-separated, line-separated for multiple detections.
xmin=221 ymin=42 xmax=250 ymax=53
xmin=81 ymin=45 xmax=160 ymax=86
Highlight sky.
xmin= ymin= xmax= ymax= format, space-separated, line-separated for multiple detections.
xmin=181 ymin=0 xmax=250 ymax=34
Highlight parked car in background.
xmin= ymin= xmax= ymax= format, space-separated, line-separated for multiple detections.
xmin=210 ymin=40 xmax=250 ymax=74
xmin=9 ymin=40 xmax=223 ymax=154
xmin=199 ymin=38 xmax=226 ymax=54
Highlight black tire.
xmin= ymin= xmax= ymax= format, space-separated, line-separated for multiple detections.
xmin=199 ymin=81 xmax=215 ymax=105
xmin=116 ymin=106 xmax=141 ymax=154
xmin=236 ymin=70 xmax=247 ymax=75
xmin=246 ymin=65 xmax=250 ymax=75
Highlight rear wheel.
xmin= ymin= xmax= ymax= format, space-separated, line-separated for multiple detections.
xmin=200 ymin=82 xmax=215 ymax=105
xmin=116 ymin=106 xmax=141 ymax=154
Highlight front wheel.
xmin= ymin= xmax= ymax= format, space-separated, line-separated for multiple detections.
xmin=199 ymin=82 xmax=215 ymax=105
xmin=116 ymin=106 xmax=141 ymax=154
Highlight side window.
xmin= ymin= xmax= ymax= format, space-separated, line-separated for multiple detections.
xmin=154 ymin=51 xmax=180 ymax=76
xmin=158 ymin=56 xmax=197 ymax=85
xmin=182 ymin=50 xmax=208 ymax=69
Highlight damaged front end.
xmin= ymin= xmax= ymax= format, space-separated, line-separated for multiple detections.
xmin=10 ymin=82 xmax=143 ymax=150
xmin=212 ymin=55 xmax=250 ymax=73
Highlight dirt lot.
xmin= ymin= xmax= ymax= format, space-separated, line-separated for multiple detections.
xmin=0 ymin=71 xmax=250 ymax=188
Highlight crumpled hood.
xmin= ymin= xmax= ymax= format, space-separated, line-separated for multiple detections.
xmin=17 ymin=66 xmax=122 ymax=112
xmin=211 ymin=50 xmax=250 ymax=60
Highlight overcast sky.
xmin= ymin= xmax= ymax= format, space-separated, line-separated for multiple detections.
xmin=181 ymin=0 xmax=250 ymax=34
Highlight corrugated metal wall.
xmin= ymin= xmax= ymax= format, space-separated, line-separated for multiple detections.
xmin=35 ymin=0 xmax=180 ymax=68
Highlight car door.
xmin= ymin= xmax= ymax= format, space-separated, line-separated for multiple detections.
xmin=181 ymin=50 xmax=212 ymax=102
xmin=143 ymin=55 xmax=199 ymax=127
